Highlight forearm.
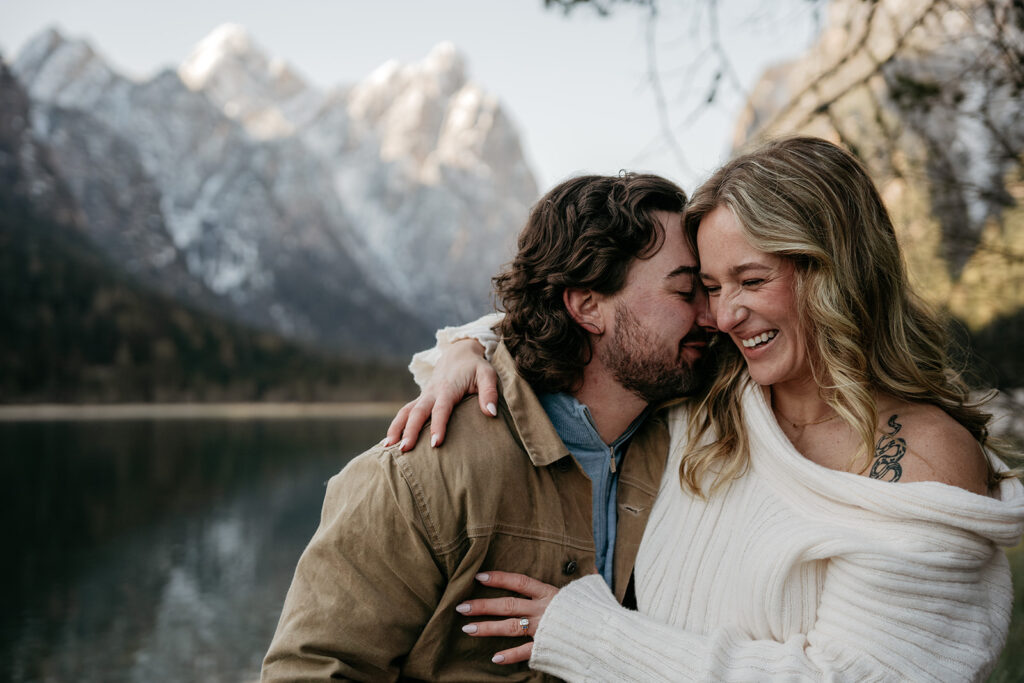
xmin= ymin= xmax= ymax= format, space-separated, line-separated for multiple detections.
xmin=531 ymin=576 xmax=854 ymax=683
xmin=531 ymin=552 xmax=1010 ymax=683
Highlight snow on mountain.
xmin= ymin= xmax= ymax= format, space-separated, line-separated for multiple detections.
xmin=10 ymin=24 xmax=540 ymax=353
xmin=178 ymin=24 xmax=322 ymax=139
xmin=176 ymin=26 xmax=539 ymax=323
xmin=11 ymin=27 xmax=125 ymax=110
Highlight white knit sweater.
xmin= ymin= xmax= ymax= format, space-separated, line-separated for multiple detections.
xmin=530 ymin=382 xmax=1024 ymax=682
xmin=411 ymin=317 xmax=1024 ymax=682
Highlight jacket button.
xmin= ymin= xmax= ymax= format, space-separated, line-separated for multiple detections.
xmin=563 ymin=560 xmax=578 ymax=575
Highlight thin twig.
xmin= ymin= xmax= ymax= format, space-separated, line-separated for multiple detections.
xmin=794 ymin=1 xmax=944 ymax=132
xmin=707 ymin=0 xmax=746 ymax=96
xmin=645 ymin=2 xmax=696 ymax=178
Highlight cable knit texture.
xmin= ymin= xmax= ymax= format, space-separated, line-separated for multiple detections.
xmin=529 ymin=381 xmax=1024 ymax=682
xmin=412 ymin=315 xmax=1024 ymax=681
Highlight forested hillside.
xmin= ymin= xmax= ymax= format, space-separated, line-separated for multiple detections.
xmin=0 ymin=191 xmax=416 ymax=402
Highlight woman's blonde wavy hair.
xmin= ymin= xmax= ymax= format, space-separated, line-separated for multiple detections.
xmin=680 ymin=136 xmax=1012 ymax=497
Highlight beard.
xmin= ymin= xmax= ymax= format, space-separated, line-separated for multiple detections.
xmin=599 ymin=303 xmax=704 ymax=404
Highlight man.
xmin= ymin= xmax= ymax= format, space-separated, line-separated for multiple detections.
xmin=262 ymin=174 xmax=709 ymax=681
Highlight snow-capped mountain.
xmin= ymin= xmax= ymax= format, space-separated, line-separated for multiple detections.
xmin=9 ymin=25 xmax=540 ymax=354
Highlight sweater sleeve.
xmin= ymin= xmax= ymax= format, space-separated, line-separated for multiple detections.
xmin=531 ymin=548 xmax=1012 ymax=683
xmin=408 ymin=312 xmax=504 ymax=388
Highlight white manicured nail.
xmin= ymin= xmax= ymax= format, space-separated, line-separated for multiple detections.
xmin=462 ymin=624 xmax=478 ymax=634
xmin=486 ymin=403 xmax=497 ymax=416
xmin=430 ymin=434 xmax=439 ymax=448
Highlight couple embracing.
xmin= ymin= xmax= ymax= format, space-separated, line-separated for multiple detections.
xmin=263 ymin=137 xmax=1024 ymax=682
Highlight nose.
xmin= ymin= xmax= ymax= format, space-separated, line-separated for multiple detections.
xmin=695 ymin=289 xmax=717 ymax=332
xmin=715 ymin=294 xmax=748 ymax=333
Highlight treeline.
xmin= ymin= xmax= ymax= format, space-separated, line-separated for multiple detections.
xmin=0 ymin=190 xmax=416 ymax=404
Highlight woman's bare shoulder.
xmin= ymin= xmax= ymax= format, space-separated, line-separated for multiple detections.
xmin=870 ymin=399 xmax=989 ymax=496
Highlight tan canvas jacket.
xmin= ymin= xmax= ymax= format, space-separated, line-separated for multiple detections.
xmin=262 ymin=343 xmax=670 ymax=682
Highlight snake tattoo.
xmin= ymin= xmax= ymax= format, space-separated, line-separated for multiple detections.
xmin=870 ymin=414 xmax=905 ymax=482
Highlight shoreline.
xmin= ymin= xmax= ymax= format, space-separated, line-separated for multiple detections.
xmin=0 ymin=401 xmax=407 ymax=422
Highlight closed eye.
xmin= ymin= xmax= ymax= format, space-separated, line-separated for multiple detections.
xmin=742 ymin=279 xmax=765 ymax=287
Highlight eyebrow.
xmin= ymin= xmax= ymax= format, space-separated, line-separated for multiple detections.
xmin=665 ymin=265 xmax=699 ymax=279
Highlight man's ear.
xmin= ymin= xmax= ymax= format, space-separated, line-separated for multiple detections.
xmin=564 ymin=288 xmax=605 ymax=335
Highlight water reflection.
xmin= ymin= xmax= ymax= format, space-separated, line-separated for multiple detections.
xmin=0 ymin=417 xmax=388 ymax=683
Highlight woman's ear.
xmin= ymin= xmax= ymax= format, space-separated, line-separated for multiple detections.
xmin=563 ymin=288 xmax=605 ymax=335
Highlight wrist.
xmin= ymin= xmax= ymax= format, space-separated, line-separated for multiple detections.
xmin=452 ymin=338 xmax=486 ymax=358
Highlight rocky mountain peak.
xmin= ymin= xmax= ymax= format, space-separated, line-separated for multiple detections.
xmin=8 ymin=24 xmax=538 ymax=353
xmin=178 ymin=24 xmax=313 ymax=138
xmin=348 ymin=42 xmax=467 ymax=126
xmin=13 ymin=28 xmax=120 ymax=108
xmin=178 ymin=23 xmax=261 ymax=86
xmin=422 ymin=41 xmax=468 ymax=96
xmin=193 ymin=23 xmax=253 ymax=57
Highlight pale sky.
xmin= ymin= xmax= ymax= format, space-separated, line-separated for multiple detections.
xmin=0 ymin=0 xmax=820 ymax=191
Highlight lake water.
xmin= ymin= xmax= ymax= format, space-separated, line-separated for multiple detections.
xmin=0 ymin=417 xmax=389 ymax=683
xmin=3 ymin=416 xmax=1022 ymax=682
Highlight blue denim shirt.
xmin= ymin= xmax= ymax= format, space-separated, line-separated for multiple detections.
xmin=537 ymin=392 xmax=649 ymax=586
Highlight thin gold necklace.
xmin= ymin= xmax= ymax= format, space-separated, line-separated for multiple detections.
xmin=777 ymin=410 xmax=839 ymax=428
xmin=772 ymin=394 xmax=839 ymax=429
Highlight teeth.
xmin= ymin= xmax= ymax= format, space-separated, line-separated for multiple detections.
xmin=741 ymin=330 xmax=777 ymax=348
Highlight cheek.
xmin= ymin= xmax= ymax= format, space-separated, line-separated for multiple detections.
xmin=645 ymin=299 xmax=696 ymax=337
xmin=637 ymin=294 xmax=677 ymax=316
xmin=792 ymin=335 xmax=809 ymax=362
xmin=676 ymin=303 xmax=704 ymax=338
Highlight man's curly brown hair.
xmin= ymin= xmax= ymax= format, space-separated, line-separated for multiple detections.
xmin=493 ymin=173 xmax=687 ymax=394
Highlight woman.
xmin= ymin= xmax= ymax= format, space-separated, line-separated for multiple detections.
xmin=390 ymin=137 xmax=1024 ymax=680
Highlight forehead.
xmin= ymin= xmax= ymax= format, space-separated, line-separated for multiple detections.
xmin=696 ymin=205 xmax=774 ymax=270
xmin=696 ymin=205 xmax=746 ymax=247
xmin=651 ymin=210 xmax=695 ymax=262
xmin=622 ymin=211 xmax=696 ymax=286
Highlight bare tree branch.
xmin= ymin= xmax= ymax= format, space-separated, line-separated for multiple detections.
xmin=706 ymin=0 xmax=746 ymax=97
xmin=645 ymin=2 xmax=696 ymax=178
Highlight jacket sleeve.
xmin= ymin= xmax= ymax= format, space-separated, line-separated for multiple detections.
xmin=530 ymin=545 xmax=1012 ymax=683
xmin=408 ymin=312 xmax=504 ymax=387
xmin=262 ymin=449 xmax=445 ymax=682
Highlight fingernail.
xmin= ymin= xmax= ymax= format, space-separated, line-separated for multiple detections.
xmin=430 ymin=434 xmax=439 ymax=448
xmin=492 ymin=654 xmax=505 ymax=664
xmin=486 ymin=402 xmax=497 ymax=416
xmin=462 ymin=624 xmax=478 ymax=634
xmin=378 ymin=437 xmax=389 ymax=446
xmin=398 ymin=439 xmax=408 ymax=451
xmin=455 ymin=603 xmax=471 ymax=614
xmin=475 ymin=572 xmax=490 ymax=582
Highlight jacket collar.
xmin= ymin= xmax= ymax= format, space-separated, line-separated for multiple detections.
xmin=492 ymin=342 xmax=572 ymax=467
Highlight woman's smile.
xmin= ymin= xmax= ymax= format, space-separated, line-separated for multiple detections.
xmin=739 ymin=329 xmax=777 ymax=349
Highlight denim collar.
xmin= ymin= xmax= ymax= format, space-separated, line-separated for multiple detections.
xmin=537 ymin=391 xmax=650 ymax=454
